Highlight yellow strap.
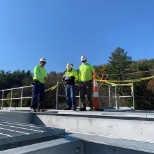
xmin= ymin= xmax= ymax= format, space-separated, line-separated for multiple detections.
xmin=45 ymin=84 xmax=58 ymax=92
xmin=44 ymin=75 xmax=154 ymax=92
xmin=96 ymin=75 xmax=154 ymax=84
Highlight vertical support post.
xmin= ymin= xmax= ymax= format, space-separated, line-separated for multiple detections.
xmin=10 ymin=89 xmax=13 ymax=107
xmin=56 ymin=81 xmax=59 ymax=110
xmin=21 ymin=88 xmax=23 ymax=107
xmin=115 ymin=85 xmax=118 ymax=109
xmin=109 ymin=85 xmax=111 ymax=107
xmin=1 ymin=90 xmax=4 ymax=109
xmin=131 ymin=83 xmax=135 ymax=110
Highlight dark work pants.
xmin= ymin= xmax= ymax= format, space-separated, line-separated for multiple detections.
xmin=30 ymin=80 xmax=45 ymax=110
xmin=79 ymin=80 xmax=93 ymax=108
xmin=65 ymin=84 xmax=76 ymax=109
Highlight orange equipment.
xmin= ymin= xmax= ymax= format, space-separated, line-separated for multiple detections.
xmin=100 ymin=74 xmax=108 ymax=87
xmin=93 ymin=72 xmax=100 ymax=110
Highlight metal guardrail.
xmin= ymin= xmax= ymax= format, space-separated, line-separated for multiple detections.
xmin=0 ymin=82 xmax=135 ymax=110
xmin=56 ymin=81 xmax=135 ymax=110
xmin=0 ymin=86 xmax=33 ymax=109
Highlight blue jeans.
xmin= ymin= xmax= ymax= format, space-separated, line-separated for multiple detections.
xmin=65 ymin=84 xmax=76 ymax=109
xmin=30 ymin=80 xmax=45 ymax=110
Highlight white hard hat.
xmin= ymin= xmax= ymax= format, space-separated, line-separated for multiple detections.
xmin=66 ymin=63 xmax=73 ymax=69
xmin=39 ymin=58 xmax=46 ymax=63
xmin=80 ymin=56 xmax=87 ymax=62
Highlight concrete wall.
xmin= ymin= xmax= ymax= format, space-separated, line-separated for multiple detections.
xmin=0 ymin=138 xmax=84 ymax=154
xmin=84 ymin=141 xmax=152 ymax=154
xmin=34 ymin=114 xmax=154 ymax=143
xmin=0 ymin=111 xmax=33 ymax=124
xmin=0 ymin=111 xmax=154 ymax=153
xmin=1 ymin=111 xmax=154 ymax=143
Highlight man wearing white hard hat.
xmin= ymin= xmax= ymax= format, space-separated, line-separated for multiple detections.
xmin=62 ymin=63 xmax=78 ymax=111
xmin=30 ymin=58 xmax=47 ymax=112
xmin=79 ymin=56 xmax=95 ymax=111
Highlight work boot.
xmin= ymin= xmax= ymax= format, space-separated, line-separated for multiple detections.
xmin=80 ymin=102 xmax=86 ymax=111
xmin=63 ymin=107 xmax=71 ymax=110
xmin=72 ymin=108 xmax=76 ymax=111
xmin=31 ymin=108 xmax=36 ymax=112
xmin=79 ymin=107 xmax=86 ymax=111
xmin=89 ymin=107 xmax=94 ymax=111
xmin=37 ymin=109 xmax=45 ymax=112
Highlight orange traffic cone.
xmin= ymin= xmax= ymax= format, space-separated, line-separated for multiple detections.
xmin=93 ymin=72 xmax=99 ymax=110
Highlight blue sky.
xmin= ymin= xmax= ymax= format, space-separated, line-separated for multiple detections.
xmin=0 ymin=0 xmax=154 ymax=73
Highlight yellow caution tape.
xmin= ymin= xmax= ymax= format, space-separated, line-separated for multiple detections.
xmin=96 ymin=75 xmax=154 ymax=84
xmin=45 ymin=84 xmax=58 ymax=92
xmin=45 ymin=76 xmax=154 ymax=92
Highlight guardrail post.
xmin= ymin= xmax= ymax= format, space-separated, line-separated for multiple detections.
xmin=56 ymin=81 xmax=59 ymax=110
xmin=20 ymin=88 xmax=23 ymax=107
xmin=1 ymin=90 xmax=4 ymax=109
xmin=109 ymin=85 xmax=111 ymax=107
xmin=114 ymin=85 xmax=118 ymax=109
xmin=10 ymin=89 xmax=13 ymax=107
xmin=131 ymin=83 xmax=135 ymax=110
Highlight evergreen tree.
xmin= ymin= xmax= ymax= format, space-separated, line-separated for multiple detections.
xmin=108 ymin=47 xmax=132 ymax=81
xmin=107 ymin=47 xmax=133 ymax=108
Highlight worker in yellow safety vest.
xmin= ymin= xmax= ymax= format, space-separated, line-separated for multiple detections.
xmin=62 ymin=63 xmax=78 ymax=111
xmin=79 ymin=56 xmax=95 ymax=111
xmin=30 ymin=58 xmax=47 ymax=112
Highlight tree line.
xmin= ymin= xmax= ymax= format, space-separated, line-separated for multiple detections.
xmin=0 ymin=47 xmax=154 ymax=110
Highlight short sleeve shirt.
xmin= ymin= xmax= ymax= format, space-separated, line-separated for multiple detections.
xmin=79 ymin=63 xmax=95 ymax=82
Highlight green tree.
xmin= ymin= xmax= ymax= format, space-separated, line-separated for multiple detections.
xmin=130 ymin=59 xmax=154 ymax=110
xmin=108 ymin=47 xmax=132 ymax=81
xmin=6 ymin=92 xmax=20 ymax=107
xmin=107 ymin=47 xmax=133 ymax=107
